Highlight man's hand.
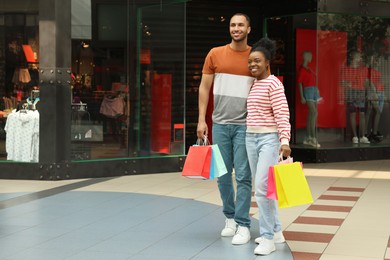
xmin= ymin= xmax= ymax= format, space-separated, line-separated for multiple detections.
xmin=197 ymin=121 xmax=208 ymax=139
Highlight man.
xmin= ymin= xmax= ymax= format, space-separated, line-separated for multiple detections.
xmin=197 ymin=13 xmax=253 ymax=245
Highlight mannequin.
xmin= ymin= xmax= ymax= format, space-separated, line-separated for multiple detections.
xmin=340 ymin=50 xmax=370 ymax=144
xmin=365 ymin=55 xmax=384 ymax=143
xmin=297 ymin=51 xmax=321 ymax=148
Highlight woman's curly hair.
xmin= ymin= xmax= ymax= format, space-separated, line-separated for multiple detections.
xmin=250 ymin=37 xmax=276 ymax=61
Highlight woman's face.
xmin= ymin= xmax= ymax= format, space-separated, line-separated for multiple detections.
xmin=248 ymin=51 xmax=269 ymax=80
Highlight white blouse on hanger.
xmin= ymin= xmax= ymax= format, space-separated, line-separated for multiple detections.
xmin=4 ymin=109 xmax=40 ymax=162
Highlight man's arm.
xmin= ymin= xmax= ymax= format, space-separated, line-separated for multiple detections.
xmin=197 ymin=73 xmax=214 ymax=139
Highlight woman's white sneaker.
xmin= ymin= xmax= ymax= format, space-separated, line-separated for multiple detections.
xmin=254 ymin=237 xmax=276 ymax=255
xmin=255 ymin=230 xmax=285 ymax=244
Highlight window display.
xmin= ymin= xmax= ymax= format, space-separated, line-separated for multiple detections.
xmin=0 ymin=14 xmax=39 ymax=162
xmin=267 ymin=12 xmax=390 ymax=152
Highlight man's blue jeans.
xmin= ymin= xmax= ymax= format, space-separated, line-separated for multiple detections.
xmin=246 ymin=132 xmax=282 ymax=239
xmin=212 ymin=123 xmax=252 ymax=228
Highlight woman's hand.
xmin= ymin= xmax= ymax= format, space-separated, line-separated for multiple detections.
xmin=280 ymin=144 xmax=291 ymax=158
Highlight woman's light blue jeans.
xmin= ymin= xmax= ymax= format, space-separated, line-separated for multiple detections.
xmin=213 ymin=123 xmax=252 ymax=228
xmin=246 ymin=132 xmax=282 ymax=239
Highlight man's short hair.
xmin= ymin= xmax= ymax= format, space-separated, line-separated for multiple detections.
xmin=231 ymin=13 xmax=251 ymax=26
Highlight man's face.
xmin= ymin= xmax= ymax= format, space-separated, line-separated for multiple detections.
xmin=229 ymin=15 xmax=251 ymax=43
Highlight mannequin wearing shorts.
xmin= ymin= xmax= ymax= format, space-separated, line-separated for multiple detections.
xmin=340 ymin=50 xmax=370 ymax=144
xmin=298 ymin=51 xmax=321 ymax=148
xmin=366 ymin=55 xmax=384 ymax=143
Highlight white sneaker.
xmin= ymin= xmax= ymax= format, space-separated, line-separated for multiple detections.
xmin=359 ymin=136 xmax=370 ymax=144
xmin=273 ymin=230 xmax=285 ymax=243
xmin=352 ymin=136 xmax=359 ymax=144
xmin=232 ymin=226 xmax=251 ymax=245
xmin=303 ymin=137 xmax=312 ymax=145
xmin=221 ymin=218 xmax=237 ymax=237
xmin=254 ymin=237 xmax=276 ymax=255
xmin=310 ymin=138 xmax=321 ymax=148
xmin=255 ymin=230 xmax=285 ymax=244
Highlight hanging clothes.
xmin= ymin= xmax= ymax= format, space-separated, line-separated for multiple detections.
xmin=99 ymin=96 xmax=125 ymax=118
xmin=4 ymin=109 xmax=40 ymax=162
xmin=19 ymin=68 xmax=31 ymax=83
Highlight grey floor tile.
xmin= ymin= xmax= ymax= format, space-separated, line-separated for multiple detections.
xmin=65 ymin=250 xmax=132 ymax=260
xmin=0 ymin=233 xmax=52 ymax=248
xmin=0 ymin=192 xmax=30 ymax=201
xmin=0 ymin=245 xmax=29 ymax=259
xmin=4 ymin=247 xmax=77 ymax=260
xmin=0 ymin=224 xmax=31 ymax=238
xmin=11 ymin=225 xmax=73 ymax=238
xmin=85 ymin=231 xmax=167 ymax=255
xmin=0 ymin=191 xmax=294 ymax=260
xmin=130 ymin=254 xmax=192 ymax=260
xmin=34 ymin=231 xmax=103 ymax=251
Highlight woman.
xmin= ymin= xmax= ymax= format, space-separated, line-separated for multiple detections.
xmin=245 ymin=38 xmax=291 ymax=256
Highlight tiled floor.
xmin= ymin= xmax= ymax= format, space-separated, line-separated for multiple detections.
xmin=0 ymin=159 xmax=389 ymax=259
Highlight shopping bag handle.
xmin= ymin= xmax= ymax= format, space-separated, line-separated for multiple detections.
xmin=196 ymin=135 xmax=211 ymax=146
xmin=279 ymin=153 xmax=293 ymax=164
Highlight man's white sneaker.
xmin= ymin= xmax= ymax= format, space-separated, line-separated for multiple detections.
xmin=254 ymin=237 xmax=276 ymax=255
xmin=352 ymin=136 xmax=359 ymax=144
xmin=221 ymin=218 xmax=237 ymax=237
xmin=255 ymin=230 xmax=285 ymax=244
xmin=231 ymin=226 xmax=251 ymax=245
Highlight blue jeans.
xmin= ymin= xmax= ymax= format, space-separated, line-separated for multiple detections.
xmin=213 ymin=123 xmax=252 ymax=228
xmin=246 ymin=132 xmax=282 ymax=239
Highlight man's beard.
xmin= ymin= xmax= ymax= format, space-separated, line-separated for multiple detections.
xmin=231 ymin=35 xmax=246 ymax=43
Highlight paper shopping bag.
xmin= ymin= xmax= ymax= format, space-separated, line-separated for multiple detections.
xmin=266 ymin=166 xmax=278 ymax=200
xmin=274 ymin=162 xmax=313 ymax=208
xmin=266 ymin=156 xmax=293 ymax=200
xmin=209 ymin=144 xmax=227 ymax=180
xmin=182 ymin=145 xmax=212 ymax=179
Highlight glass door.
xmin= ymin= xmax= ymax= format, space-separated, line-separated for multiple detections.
xmin=134 ymin=1 xmax=186 ymax=157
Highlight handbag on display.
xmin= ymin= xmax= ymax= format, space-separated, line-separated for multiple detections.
xmin=71 ymin=103 xmax=103 ymax=142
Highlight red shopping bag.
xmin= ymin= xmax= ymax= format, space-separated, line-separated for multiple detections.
xmin=266 ymin=156 xmax=293 ymax=200
xmin=266 ymin=166 xmax=278 ymax=200
xmin=182 ymin=145 xmax=212 ymax=179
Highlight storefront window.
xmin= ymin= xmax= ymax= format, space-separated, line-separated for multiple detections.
xmin=0 ymin=13 xmax=40 ymax=162
xmin=317 ymin=13 xmax=390 ymax=146
xmin=266 ymin=12 xmax=390 ymax=149
xmin=70 ymin=0 xmax=186 ymax=161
